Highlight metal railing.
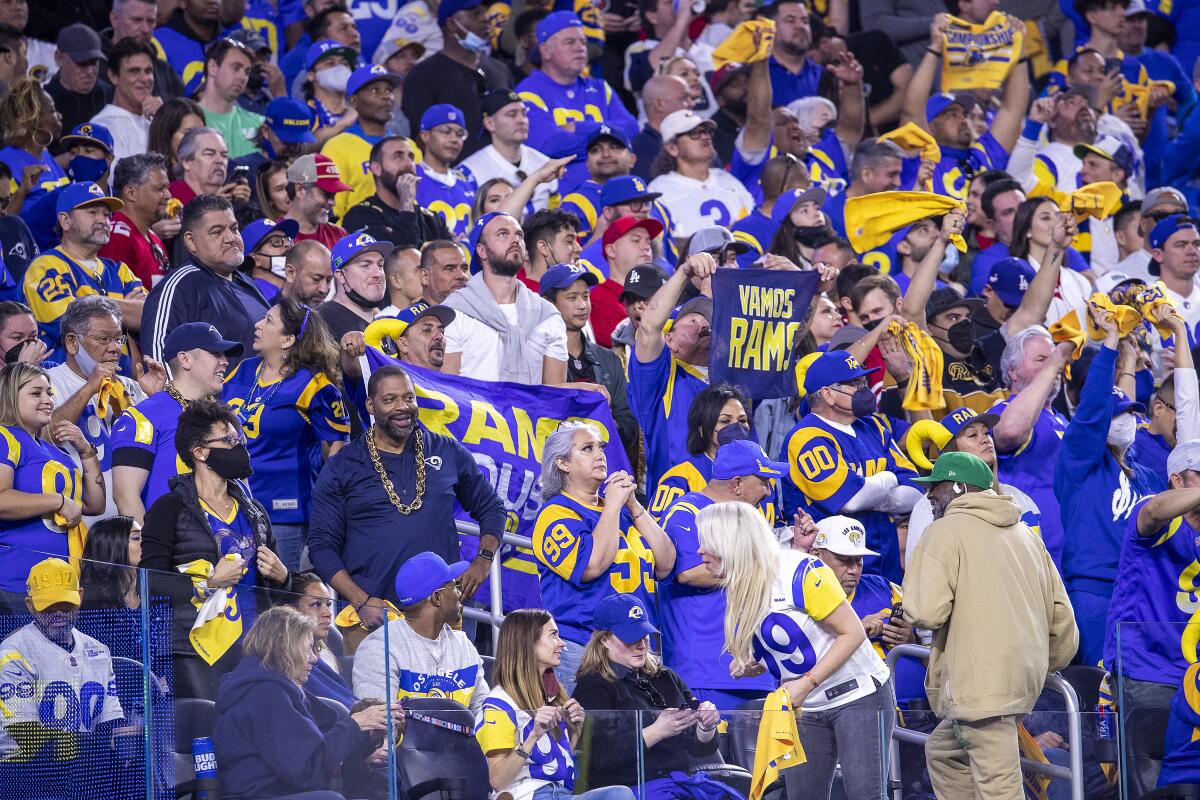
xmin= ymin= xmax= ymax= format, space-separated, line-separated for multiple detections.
xmin=884 ymin=644 xmax=1085 ymax=800
xmin=456 ymin=520 xmax=532 ymax=653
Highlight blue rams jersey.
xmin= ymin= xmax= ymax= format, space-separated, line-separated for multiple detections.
xmin=988 ymin=401 xmax=1068 ymax=564
xmin=824 ymin=191 xmax=848 ymax=239
xmin=626 ymin=347 xmax=708 ymax=496
xmin=0 ymin=147 xmax=67 ymax=208
xmin=1104 ymin=500 xmax=1200 ymax=685
xmin=807 ymin=132 xmax=850 ymax=194
xmin=515 ymin=70 xmax=639 ymax=194
xmin=239 ymin=0 xmax=304 ymax=61
xmin=533 ymin=492 xmax=659 ymax=645
xmin=1131 ymin=425 xmax=1171 ymax=486
xmin=222 ymin=358 xmax=350 ymax=524
xmin=0 ymin=426 xmax=82 ymax=593
xmin=859 ymin=229 xmax=904 ymax=277
xmin=767 ymin=56 xmax=824 ymax=108
xmin=1159 ymin=662 xmax=1200 ymax=786
xmin=731 ymin=209 xmax=775 ymax=268
xmin=782 ymin=412 xmax=920 ymax=583
xmin=649 ymin=452 xmax=777 ymax=526
xmin=202 ymin=498 xmax=261 ymax=629
xmin=847 ymin=574 xmax=926 ymax=703
xmin=930 ymin=131 xmax=1009 ymax=201
xmin=659 ymin=491 xmax=775 ymax=692
xmin=415 ymin=163 xmax=477 ymax=239
xmin=476 ymin=688 xmax=575 ymax=789
xmin=110 ymin=391 xmax=188 ymax=511
xmin=152 ymin=26 xmax=209 ymax=86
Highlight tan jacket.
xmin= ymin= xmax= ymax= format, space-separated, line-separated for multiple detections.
xmin=902 ymin=489 xmax=1079 ymax=722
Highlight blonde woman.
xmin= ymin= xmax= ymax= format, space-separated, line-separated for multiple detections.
xmin=214 ymin=606 xmax=402 ymax=800
xmin=696 ymin=501 xmax=894 ymax=800
xmin=475 ymin=608 xmax=634 ymax=800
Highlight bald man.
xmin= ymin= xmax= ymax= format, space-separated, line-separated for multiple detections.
xmin=281 ymin=240 xmax=334 ymax=308
xmin=379 ymin=246 xmax=423 ymax=317
xmin=633 ymin=75 xmax=693 ymax=180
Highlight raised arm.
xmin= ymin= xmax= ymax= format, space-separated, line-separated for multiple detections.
xmin=830 ymin=53 xmax=866 ymax=149
xmin=992 ymin=341 xmax=1070 ymax=452
xmin=901 ymin=211 xmax=964 ymax=327
xmin=1003 ymin=213 xmax=1072 ymax=335
xmin=988 ymin=18 xmax=1032 ymax=154
xmin=634 ymin=253 xmax=715 ymax=363
xmin=1137 ymin=484 xmax=1200 ymax=536
xmin=901 ymin=15 xmax=949 ymax=128
xmin=740 ymin=52 xmax=773 ymax=154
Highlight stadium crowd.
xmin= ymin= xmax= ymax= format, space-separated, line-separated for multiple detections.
xmin=0 ymin=0 xmax=1198 ymax=797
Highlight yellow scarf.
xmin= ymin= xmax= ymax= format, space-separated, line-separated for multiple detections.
xmin=749 ymin=688 xmax=806 ymax=800
xmin=844 ymin=192 xmax=967 ymax=254
xmin=179 ymin=557 xmax=247 ymax=666
xmin=940 ymin=11 xmax=1024 ymax=91
xmin=1135 ymin=283 xmax=1181 ymax=339
xmin=1087 ymin=293 xmax=1142 ymax=339
xmin=95 ymin=377 xmax=130 ymax=419
xmin=1048 ymin=310 xmax=1087 ymax=360
xmin=1112 ymin=78 xmax=1175 ymax=120
xmin=877 ymin=122 xmax=941 ymax=165
xmin=887 ymin=320 xmax=945 ymax=411
xmin=335 ymin=600 xmax=402 ymax=629
xmin=56 ymin=511 xmax=88 ymax=572
xmin=712 ymin=19 xmax=776 ymax=69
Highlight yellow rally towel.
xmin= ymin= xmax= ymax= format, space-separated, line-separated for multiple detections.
xmin=1088 ymin=293 xmax=1142 ymax=340
xmin=877 ymin=123 xmax=941 ymax=190
xmin=1060 ymin=182 xmax=1124 ymax=223
xmin=1017 ymin=722 xmax=1052 ymax=800
xmin=940 ymin=11 xmax=1024 ymax=91
xmin=335 ymin=600 xmax=402 ymax=629
xmin=750 ymin=688 xmax=806 ymax=800
xmin=1135 ymin=283 xmax=1181 ymax=339
xmin=55 ymin=511 xmax=88 ymax=572
xmin=712 ymin=19 xmax=775 ymax=69
xmin=887 ymin=321 xmax=946 ymax=411
xmin=844 ymin=192 xmax=967 ymax=254
xmin=1048 ymin=310 xmax=1087 ymax=360
xmin=1112 ymin=79 xmax=1175 ymax=120
xmin=95 ymin=377 xmax=130 ymax=418
xmin=179 ymin=557 xmax=246 ymax=666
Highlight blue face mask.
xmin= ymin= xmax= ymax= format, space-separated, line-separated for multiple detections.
xmin=455 ymin=19 xmax=490 ymax=55
xmin=68 ymin=155 xmax=109 ymax=183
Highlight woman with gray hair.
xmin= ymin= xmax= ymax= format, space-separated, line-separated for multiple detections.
xmin=214 ymin=606 xmax=403 ymax=800
xmin=533 ymin=422 xmax=675 ymax=692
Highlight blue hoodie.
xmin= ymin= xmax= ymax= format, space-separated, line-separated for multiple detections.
xmin=214 ymin=655 xmax=372 ymax=800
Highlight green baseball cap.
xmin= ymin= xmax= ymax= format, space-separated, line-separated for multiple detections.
xmin=912 ymin=451 xmax=994 ymax=490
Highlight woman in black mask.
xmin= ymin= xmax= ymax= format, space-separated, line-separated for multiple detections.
xmin=141 ymin=398 xmax=292 ymax=699
xmin=766 ymin=186 xmax=829 ymax=268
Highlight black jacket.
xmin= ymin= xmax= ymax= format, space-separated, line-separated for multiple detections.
xmin=141 ymin=473 xmax=289 ymax=655
xmin=341 ymin=194 xmax=452 ymax=249
xmin=572 ymin=663 xmax=718 ymax=787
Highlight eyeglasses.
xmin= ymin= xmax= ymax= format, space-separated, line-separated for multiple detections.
xmin=202 ymin=434 xmax=246 ymax=447
xmin=81 ymin=332 xmax=127 ymax=348
xmin=684 ymin=127 xmax=714 ymax=140
xmin=1156 ymin=394 xmax=1175 ymax=411
xmin=263 ymin=234 xmax=293 ymax=249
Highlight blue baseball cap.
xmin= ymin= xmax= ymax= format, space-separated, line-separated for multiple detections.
xmin=265 ymin=97 xmax=316 ymax=144
xmin=331 ymin=230 xmax=394 ymax=270
xmin=391 ymin=301 xmax=455 ymax=336
xmin=60 ymin=122 xmax=114 ymax=155
xmin=587 ymin=124 xmax=632 ymax=151
xmin=770 ymin=186 xmax=827 ymax=227
xmin=394 ymin=551 xmax=470 ymax=607
xmin=941 ymin=407 xmax=1001 ymax=438
xmin=592 ymin=593 xmax=659 ymax=644
xmin=420 ymin=103 xmax=467 ymax=132
xmin=599 ymin=175 xmax=661 ymax=208
xmin=986 ymin=257 xmax=1036 ymax=307
xmin=712 ymin=439 xmax=787 ymax=480
xmin=1111 ymin=386 xmax=1146 ymax=416
xmin=539 ymin=263 xmax=597 ymax=296
xmin=1149 ymin=214 xmax=1197 ymax=276
xmin=242 ymin=218 xmax=299 ymax=253
xmin=162 ymin=322 xmax=244 ymax=362
xmin=347 ymin=64 xmax=401 ymax=97
xmin=438 ymin=0 xmax=485 ymax=25
xmin=56 ymin=181 xmax=122 ymax=216
xmin=803 ymin=350 xmax=880 ymax=395
xmin=663 ymin=296 xmax=712 ymax=333
xmin=467 ymin=211 xmax=519 ymax=272
xmin=536 ymin=10 xmax=583 ymax=45
xmin=305 ymin=38 xmax=358 ymax=71
xmin=925 ymin=92 xmax=976 ymax=123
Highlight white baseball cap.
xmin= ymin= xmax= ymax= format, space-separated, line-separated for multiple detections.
xmin=812 ymin=515 xmax=879 ymax=557
xmin=660 ymin=109 xmax=715 ymax=143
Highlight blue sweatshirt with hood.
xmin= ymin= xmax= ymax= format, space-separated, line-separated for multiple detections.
xmin=214 ymin=654 xmax=372 ymax=800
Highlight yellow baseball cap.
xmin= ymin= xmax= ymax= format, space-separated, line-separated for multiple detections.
xmin=27 ymin=558 xmax=81 ymax=611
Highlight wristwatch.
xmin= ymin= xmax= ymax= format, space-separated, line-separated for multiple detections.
xmin=477 ymin=548 xmax=496 ymax=562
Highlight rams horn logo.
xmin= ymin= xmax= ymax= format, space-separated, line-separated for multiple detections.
xmin=88 ymin=184 xmax=104 ymax=197
xmin=354 ymin=233 xmax=374 ymax=246
xmin=628 ymin=605 xmax=644 ymax=620
xmin=845 ymin=355 xmax=862 ymax=370
xmin=79 ymin=125 xmax=93 ymax=135
xmin=847 ymin=530 xmax=865 ymax=547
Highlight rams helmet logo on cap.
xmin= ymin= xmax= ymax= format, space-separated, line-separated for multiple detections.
xmin=355 ymin=232 xmax=374 ymax=246
xmin=847 ymin=529 xmax=865 ymax=548
xmin=845 ymin=355 xmax=862 ymax=370
xmin=88 ymin=184 xmax=104 ymax=197
xmin=813 ymin=533 xmax=828 ymax=548
xmin=79 ymin=124 xmax=93 ymax=136
xmin=628 ymin=605 xmax=644 ymax=619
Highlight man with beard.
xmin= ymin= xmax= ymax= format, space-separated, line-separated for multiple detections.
xmin=23 ymin=183 xmax=146 ymax=362
xmin=196 ymin=38 xmax=263 ymax=159
xmin=902 ymin=14 xmax=1030 ymax=201
xmin=319 ymin=230 xmax=391 ymax=345
xmin=342 ymin=136 xmax=452 ymax=248
xmin=282 ymin=153 xmax=351 ymax=249
xmin=443 ymin=212 xmax=567 ymax=384
xmin=709 ymin=64 xmax=750 ymax=165
xmin=760 ymin=0 xmax=823 ymax=106
xmin=308 ymin=365 xmax=506 ymax=630
xmin=389 ymin=301 xmax=454 ymax=372
xmin=904 ymin=451 xmax=1076 ymax=800
xmin=1009 ymin=88 xmax=1099 ymax=196
xmin=0 ymin=559 xmax=125 ymax=794
xmin=113 ymin=320 xmax=244 ymax=521
xmin=417 ymin=239 xmax=470 ymax=305
xmin=323 ymin=65 xmax=402 ymax=222
xmin=102 ymin=153 xmax=173 ymax=289
xmin=90 ymin=37 xmax=159 ymax=164
xmin=280 ymin=240 xmax=334 ymax=307
xmin=140 ymin=195 xmax=267 ymax=367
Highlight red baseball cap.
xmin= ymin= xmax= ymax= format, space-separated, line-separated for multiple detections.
xmin=287 ymin=153 xmax=352 ymax=194
xmin=602 ymin=215 xmax=664 ymax=249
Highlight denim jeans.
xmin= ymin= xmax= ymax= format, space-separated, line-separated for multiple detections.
xmin=556 ymin=638 xmax=586 ymax=694
xmin=532 ymin=783 xmax=636 ymax=799
xmin=272 ymin=522 xmax=307 ymax=573
xmin=783 ymin=678 xmax=896 ymax=800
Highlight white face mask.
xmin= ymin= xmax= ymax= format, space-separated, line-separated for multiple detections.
xmin=1108 ymin=413 xmax=1137 ymax=450
xmin=315 ymin=64 xmax=351 ymax=93
xmin=268 ymin=255 xmax=287 ymax=278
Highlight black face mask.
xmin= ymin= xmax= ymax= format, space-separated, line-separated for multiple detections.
xmin=204 ymin=444 xmax=253 ymax=480
xmin=4 ymin=340 xmax=31 ymax=364
xmin=943 ymin=318 xmax=975 ymax=354
xmin=793 ymin=225 xmax=827 ymax=248
xmin=861 ymin=317 xmax=883 ymax=332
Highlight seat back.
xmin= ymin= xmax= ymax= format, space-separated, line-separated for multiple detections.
xmin=1126 ymin=704 xmax=1172 ymax=799
xmin=1060 ymin=665 xmax=1106 ymax=711
xmin=172 ymin=697 xmax=217 ymax=797
xmin=396 ymin=698 xmax=489 ymax=800
xmin=726 ymin=699 xmax=765 ymax=772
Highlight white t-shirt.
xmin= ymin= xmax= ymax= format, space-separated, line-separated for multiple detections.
xmin=1161 ymin=279 xmax=1200 ymax=338
xmin=47 ymin=363 xmax=145 ymax=522
xmin=649 ymin=168 xmax=755 ymax=239
xmin=459 ymin=144 xmax=557 ymax=214
xmin=444 ymin=306 xmax=567 ymax=383
xmin=475 ymin=685 xmax=576 ymax=800
xmin=90 ymin=104 xmax=151 ymax=165
xmin=1027 ymin=253 xmax=1093 ymax=327
xmin=1116 ymin=249 xmax=1153 ymax=284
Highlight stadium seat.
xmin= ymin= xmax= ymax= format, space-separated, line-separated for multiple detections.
xmin=1060 ymin=665 xmax=1107 ymax=711
xmin=394 ymin=697 xmax=489 ymax=800
xmin=1126 ymin=705 xmax=1173 ymax=799
xmin=686 ymin=758 xmax=754 ymax=796
xmin=172 ymin=697 xmax=217 ymax=799
xmin=725 ymin=699 xmax=786 ymax=798
xmin=481 ymin=654 xmax=495 ymax=685
xmin=1140 ymin=785 xmax=1200 ymax=800
xmin=339 ymin=654 xmax=355 ymax=682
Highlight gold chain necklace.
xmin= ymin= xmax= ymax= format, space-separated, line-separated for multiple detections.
xmin=366 ymin=424 xmax=425 ymax=515
xmin=164 ymin=382 xmax=214 ymax=409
